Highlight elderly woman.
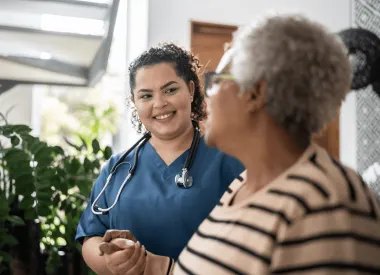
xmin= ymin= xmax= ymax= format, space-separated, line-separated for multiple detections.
xmin=172 ymin=15 xmax=380 ymax=275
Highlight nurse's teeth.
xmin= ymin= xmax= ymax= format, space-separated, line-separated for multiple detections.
xmin=156 ymin=112 xmax=173 ymax=120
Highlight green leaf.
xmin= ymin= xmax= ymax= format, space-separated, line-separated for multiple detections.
xmin=34 ymin=147 xmax=54 ymax=166
xmin=0 ymin=124 xmax=32 ymax=136
xmin=1 ymin=234 xmax=18 ymax=246
xmin=8 ymin=162 xmax=33 ymax=179
xmin=92 ymin=139 xmax=100 ymax=154
xmin=103 ymin=146 xmax=112 ymax=160
xmin=37 ymin=202 xmax=51 ymax=217
xmin=0 ymin=251 xmax=12 ymax=262
xmin=83 ymin=157 xmax=92 ymax=172
xmin=37 ymin=168 xmax=56 ymax=181
xmin=52 ymin=146 xmax=65 ymax=156
xmin=19 ymin=197 xmax=35 ymax=209
xmin=15 ymin=174 xmax=35 ymax=196
xmin=0 ymin=200 xmax=10 ymax=219
xmin=63 ymin=136 xmax=82 ymax=151
xmin=24 ymin=209 xmax=37 ymax=220
xmin=37 ymin=190 xmax=53 ymax=201
xmin=23 ymin=135 xmax=45 ymax=154
xmin=93 ymin=159 xmax=100 ymax=170
xmin=52 ymin=194 xmax=61 ymax=206
xmin=4 ymin=148 xmax=31 ymax=164
xmin=10 ymin=135 xmax=20 ymax=146
xmin=79 ymin=136 xmax=88 ymax=150
xmin=6 ymin=215 xmax=25 ymax=226
xmin=67 ymin=158 xmax=80 ymax=175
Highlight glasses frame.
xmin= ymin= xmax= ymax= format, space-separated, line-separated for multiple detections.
xmin=204 ymin=72 xmax=236 ymax=97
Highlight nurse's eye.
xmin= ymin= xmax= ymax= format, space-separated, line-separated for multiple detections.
xmin=139 ymin=94 xmax=152 ymax=100
xmin=166 ymin=87 xmax=178 ymax=94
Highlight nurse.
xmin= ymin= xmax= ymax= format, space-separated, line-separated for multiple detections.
xmin=76 ymin=43 xmax=244 ymax=275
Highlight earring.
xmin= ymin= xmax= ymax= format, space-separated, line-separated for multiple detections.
xmin=190 ymin=96 xmax=193 ymax=102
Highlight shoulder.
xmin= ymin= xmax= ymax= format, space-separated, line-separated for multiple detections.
xmin=198 ymin=137 xmax=244 ymax=172
xmin=261 ymin=144 xmax=380 ymax=225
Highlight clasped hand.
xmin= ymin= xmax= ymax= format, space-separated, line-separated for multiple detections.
xmin=98 ymin=230 xmax=146 ymax=275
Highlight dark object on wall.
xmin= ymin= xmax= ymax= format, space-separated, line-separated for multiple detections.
xmin=338 ymin=28 xmax=380 ymax=92
xmin=371 ymin=58 xmax=380 ymax=98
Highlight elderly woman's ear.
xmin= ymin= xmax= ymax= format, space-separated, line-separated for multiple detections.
xmin=243 ymin=80 xmax=266 ymax=113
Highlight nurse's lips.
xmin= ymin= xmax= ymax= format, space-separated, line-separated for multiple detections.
xmin=153 ymin=111 xmax=176 ymax=120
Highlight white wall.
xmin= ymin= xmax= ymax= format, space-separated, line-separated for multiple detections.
xmin=113 ymin=0 xmax=149 ymax=152
xmin=0 ymin=85 xmax=33 ymax=125
xmin=147 ymin=0 xmax=356 ymax=168
xmin=148 ymin=0 xmax=351 ymax=47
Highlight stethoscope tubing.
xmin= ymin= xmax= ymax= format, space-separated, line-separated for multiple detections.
xmin=91 ymin=121 xmax=200 ymax=215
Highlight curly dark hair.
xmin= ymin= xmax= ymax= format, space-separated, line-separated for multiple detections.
xmin=128 ymin=43 xmax=207 ymax=133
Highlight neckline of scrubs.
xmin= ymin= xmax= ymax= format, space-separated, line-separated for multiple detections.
xmin=145 ymin=138 xmax=204 ymax=181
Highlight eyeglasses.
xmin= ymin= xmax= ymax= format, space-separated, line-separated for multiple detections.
xmin=204 ymin=48 xmax=236 ymax=97
xmin=204 ymin=72 xmax=235 ymax=97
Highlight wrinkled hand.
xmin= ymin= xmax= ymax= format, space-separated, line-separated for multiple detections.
xmin=98 ymin=230 xmax=146 ymax=275
xmin=99 ymin=230 xmax=137 ymax=256
xmin=100 ymin=238 xmax=146 ymax=275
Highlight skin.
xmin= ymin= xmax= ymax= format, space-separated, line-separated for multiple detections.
xmin=205 ymin=65 xmax=308 ymax=200
xmin=82 ymin=62 xmax=196 ymax=274
xmin=133 ymin=63 xmax=196 ymax=165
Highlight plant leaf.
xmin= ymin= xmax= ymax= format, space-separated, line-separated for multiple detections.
xmin=37 ymin=202 xmax=51 ymax=217
xmin=0 ymin=124 xmax=32 ymax=136
xmin=0 ymin=251 xmax=12 ymax=262
xmin=24 ymin=209 xmax=37 ymax=220
xmin=92 ymin=139 xmax=100 ymax=154
xmin=19 ymin=197 xmax=35 ymax=209
xmin=79 ymin=136 xmax=88 ymax=150
xmin=83 ymin=157 xmax=92 ymax=172
xmin=52 ymin=146 xmax=65 ymax=156
xmin=1 ymin=234 xmax=18 ymax=245
xmin=103 ymin=146 xmax=113 ymax=160
xmin=6 ymin=215 xmax=25 ymax=226
xmin=10 ymin=135 xmax=20 ymax=146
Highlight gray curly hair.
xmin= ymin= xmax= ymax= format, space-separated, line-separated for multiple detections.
xmin=230 ymin=14 xmax=352 ymax=134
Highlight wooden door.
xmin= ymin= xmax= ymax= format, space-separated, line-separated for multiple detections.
xmin=191 ymin=21 xmax=238 ymax=78
xmin=191 ymin=20 xmax=340 ymax=159
xmin=313 ymin=118 xmax=340 ymax=159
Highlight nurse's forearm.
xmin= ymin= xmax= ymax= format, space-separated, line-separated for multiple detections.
xmin=82 ymin=237 xmax=113 ymax=275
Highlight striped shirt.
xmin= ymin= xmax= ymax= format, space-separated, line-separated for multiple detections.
xmin=174 ymin=144 xmax=380 ymax=275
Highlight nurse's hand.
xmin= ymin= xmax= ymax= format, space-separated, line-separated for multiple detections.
xmin=101 ymin=238 xmax=147 ymax=275
xmin=99 ymin=230 xmax=137 ymax=256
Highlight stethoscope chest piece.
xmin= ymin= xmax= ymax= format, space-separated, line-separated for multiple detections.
xmin=175 ymin=168 xmax=193 ymax=188
xmin=91 ymin=121 xmax=200 ymax=215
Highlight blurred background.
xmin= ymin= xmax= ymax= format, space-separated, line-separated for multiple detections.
xmin=0 ymin=0 xmax=379 ymax=274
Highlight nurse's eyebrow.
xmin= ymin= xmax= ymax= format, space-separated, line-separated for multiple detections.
xmin=137 ymin=81 xmax=178 ymax=93
xmin=160 ymin=81 xmax=178 ymax=90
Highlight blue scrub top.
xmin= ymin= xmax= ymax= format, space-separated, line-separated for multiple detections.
xmin=76 ymin=137 xmax=244 ymax=259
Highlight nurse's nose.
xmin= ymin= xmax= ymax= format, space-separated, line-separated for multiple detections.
xmin=153 ymin=94 xmax=168 ymax=108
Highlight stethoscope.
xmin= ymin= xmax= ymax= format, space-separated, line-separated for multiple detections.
xmin=91 ymin=120 xmax=201 ymax=215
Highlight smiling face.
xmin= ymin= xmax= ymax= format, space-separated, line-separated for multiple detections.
xmin=132 ymin=62 xmax=194 ymax=140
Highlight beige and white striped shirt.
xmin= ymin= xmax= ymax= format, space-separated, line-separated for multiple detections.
xmin=173 ymin=144 xmax=380 ymax=274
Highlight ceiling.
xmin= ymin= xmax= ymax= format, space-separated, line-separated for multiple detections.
xmin=0 ymin=0 xmax=119 ymax=94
